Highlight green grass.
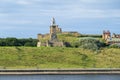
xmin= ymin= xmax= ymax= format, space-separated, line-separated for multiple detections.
xmin=57 ymin=34 xmax=79 ymax=42
xmin=0 ymin=47 xmax=120 ymax=69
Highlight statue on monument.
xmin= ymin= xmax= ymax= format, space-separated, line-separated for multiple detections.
xmin=50 ymin=17 xmax=58 ymax=41
xmin=51 ymin=17 xmax=56 ymax=25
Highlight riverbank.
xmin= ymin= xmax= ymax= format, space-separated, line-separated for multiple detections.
xmin=0 ymin=69 xmax=120 ymax=75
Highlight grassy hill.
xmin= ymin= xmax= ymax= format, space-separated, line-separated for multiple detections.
xmin=0 ymin=47 xmax=120 ymax=69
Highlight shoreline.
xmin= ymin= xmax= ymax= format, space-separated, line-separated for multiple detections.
xmin=0 ymin=69 xmax=120 ymax=75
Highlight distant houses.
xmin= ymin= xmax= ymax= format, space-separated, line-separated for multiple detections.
xmin=102 ymin=30 xmax=120 ymax=45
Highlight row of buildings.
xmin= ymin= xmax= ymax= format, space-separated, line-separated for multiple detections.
xmin=102 ymin=30 xmax=120 ymax=45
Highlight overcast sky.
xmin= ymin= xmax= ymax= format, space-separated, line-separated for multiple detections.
xmin=0 ymin=0 xmax=120 ymax=38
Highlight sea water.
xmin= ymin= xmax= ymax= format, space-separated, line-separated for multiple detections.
xmin=0 ymin=74 xmax=120 ymax=80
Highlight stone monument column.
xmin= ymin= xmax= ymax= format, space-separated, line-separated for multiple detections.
xmin=50 ymin=18 xmax=58 ymax=41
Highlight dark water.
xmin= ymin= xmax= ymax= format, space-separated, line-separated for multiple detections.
xmin=0 ymin=75 xmax=120 ymax=80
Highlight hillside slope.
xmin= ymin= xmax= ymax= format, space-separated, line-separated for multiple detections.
xmin=0 ymin=47 xmax=120 ymax=69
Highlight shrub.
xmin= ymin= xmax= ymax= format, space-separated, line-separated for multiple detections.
xmin=74 ymin=38 xmax=105 ymax=51
xmin=80 ymin=42 xmax=99 ymax=51
xmin=109 ymin=44 xmax=120 ymax=48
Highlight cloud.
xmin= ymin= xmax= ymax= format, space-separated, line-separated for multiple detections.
xmin=69 ymin=9 xmax=120 ymax=18
xmin=0 ymin=0 xmax=120 ymax=19
xmin=16 ymin=0 xmax=31 ymax=5
xmin=0 ymin=26 xmax=18 ymax=30
xmin=80 ymin=0 xmax=119 ymax=3
xmin=0 ymin=13 xmax=9 ymax=17
xmin=0 ymin=0 xmax=120 ymax=38
xmin=26 ymin=8 xmax=120 ymax=19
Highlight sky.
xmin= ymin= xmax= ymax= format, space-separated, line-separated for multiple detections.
xmin=0 ymin=0 xmax=120 ymax=38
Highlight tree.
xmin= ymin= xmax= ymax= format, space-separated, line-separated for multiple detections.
xmin=0 ymin=38 xmax=38 ymax=47
xmin=0 ymin=38 xmax=6 ymax=46
xmin=5 ymin=38 xmax=18 ymax=46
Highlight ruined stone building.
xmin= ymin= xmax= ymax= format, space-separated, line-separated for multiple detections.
xmin=102 ymin=30 xmax=120 ymax=44
xmin=37 ymin=18 xmax=64 ymax=47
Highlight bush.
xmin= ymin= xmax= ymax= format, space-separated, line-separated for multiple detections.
xmin=109 ymin=44 xmax=120 ymax=48
xmin=80 ymin=42 xmax=99 ymax=51
xmin=73 ymin=38 xmax=105 ymax=51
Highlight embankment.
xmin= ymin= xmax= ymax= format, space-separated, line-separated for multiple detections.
xmin=0 ymin=69 xmax=120 ymax=75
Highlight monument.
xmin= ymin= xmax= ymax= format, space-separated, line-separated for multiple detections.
xmin=37 ymin=18 xmax=64 ymax=47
